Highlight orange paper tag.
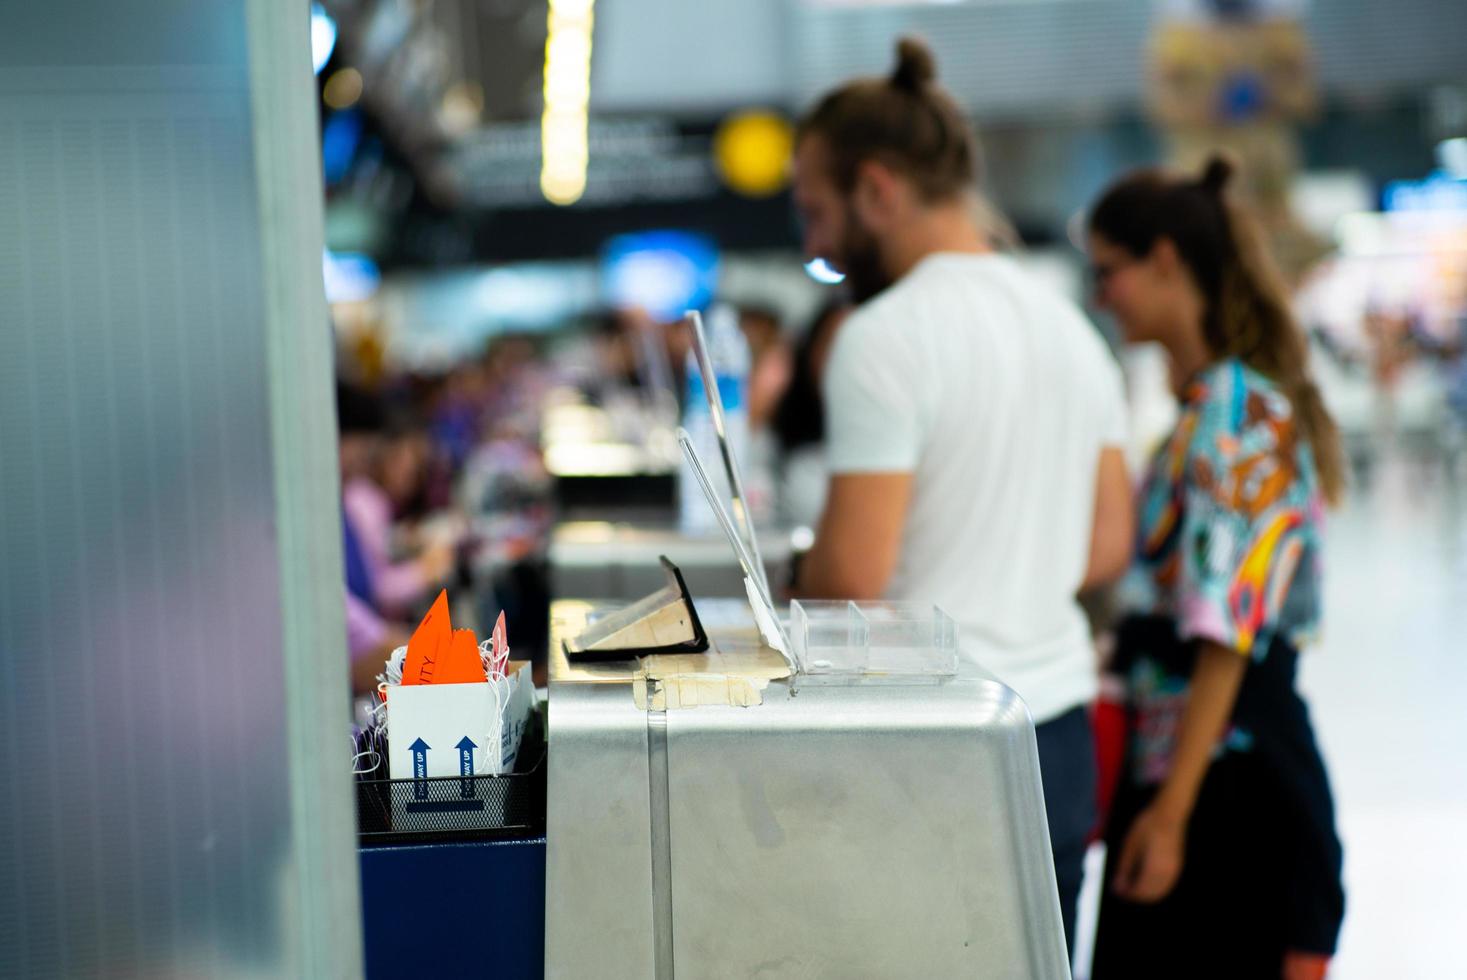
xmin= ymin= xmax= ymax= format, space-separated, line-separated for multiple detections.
xmin=402 ymin=590 xmax=487 ymax=686
xmin=403 ymin=590 xmax=451 ymax=685
xmin=435 ymin=629 xmax=488 ymax=684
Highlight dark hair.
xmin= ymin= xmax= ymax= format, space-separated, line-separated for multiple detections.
xmin=336 ymin=382 xmax=386 ymax=436
xmin=337 ymin=381 xmax=427 ymax=445
xmin=772 ymin=301 xmax=848 ymax=453
xmin=1089 ymin=154 xmax=1345 ymax=505
xmin=796 ymin=36 xmax=977 ymax=202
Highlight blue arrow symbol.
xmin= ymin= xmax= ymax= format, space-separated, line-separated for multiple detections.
xmin=456 ymin=736 xmax=478 ymax=799
xmin=409 ymin=737 xmax=431 ymax=800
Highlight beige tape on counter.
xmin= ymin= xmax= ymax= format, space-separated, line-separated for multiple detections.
xmin=631 ymin=648 xmax=789 ymax=710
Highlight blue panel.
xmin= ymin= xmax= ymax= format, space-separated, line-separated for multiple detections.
xmin=360 ymin=838 xmax=547 ymax=980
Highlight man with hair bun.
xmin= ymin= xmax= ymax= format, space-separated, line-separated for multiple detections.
xmin=792 ymin=36 xmax=1133 ymax=957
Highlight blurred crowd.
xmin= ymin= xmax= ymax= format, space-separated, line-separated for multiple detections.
xmin=334 ymin=296 xmax=854 ymax=697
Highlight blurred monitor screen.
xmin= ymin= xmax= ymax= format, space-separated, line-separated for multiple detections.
xmin=601 ymin=230 xmax=720 ymax=322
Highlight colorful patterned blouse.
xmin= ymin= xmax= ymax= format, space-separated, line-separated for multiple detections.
xmin=1103 ymin=359 xmax=1347 ymax=961
xmin=1122 ymin=357 xmax=1326 ymax=659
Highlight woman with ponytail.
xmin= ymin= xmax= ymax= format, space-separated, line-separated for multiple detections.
xmin=1087 ymin=156 xmax=1345 ymax=979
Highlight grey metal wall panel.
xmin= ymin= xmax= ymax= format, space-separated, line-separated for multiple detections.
xmin=1309 ymin=0 xmax=1467 ymax=98
xmin=789 ymin=0 xmax=1467 ymax=115
xmin=585 ymin=0 xmax=1466 ymax=116
xmin=790 ymin=1 xmax=1149 ymax=116
xmin=0 ymin=70 xmax=289 ymax=979
xmin=0 ymin=3 xmax=361 ymax=977
xmin=590 ymin=0 xmax=791 ymax=112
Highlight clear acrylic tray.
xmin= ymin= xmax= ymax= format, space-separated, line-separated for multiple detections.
xmin=789 ymin=600 xmax=959 ymax=685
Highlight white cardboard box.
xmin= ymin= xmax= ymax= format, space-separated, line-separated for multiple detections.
xmin=386 ymin=660 xmax=533 ymax=780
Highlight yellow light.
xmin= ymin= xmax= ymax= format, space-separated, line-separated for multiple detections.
xmin=541 ymin=0 xmax=595 ymax=206
xmin=542 ymin=173 xmax=586 ymax=206
xmin=323 ymin=67 xmax=363 ymax=110
xmin=713 ymin=110 xmax=794 ymax=198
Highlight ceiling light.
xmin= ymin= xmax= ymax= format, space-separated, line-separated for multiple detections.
xmin=804 ymin=258 xmax=846 ymax=284
xmin=311 ymin=4 xmax=337 ymax=75
xmin=541 ymin=0 xmax=596 ymax=206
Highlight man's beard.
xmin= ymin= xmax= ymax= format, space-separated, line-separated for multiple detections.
xmin=836 ymin=207 xmax=891 ymax=305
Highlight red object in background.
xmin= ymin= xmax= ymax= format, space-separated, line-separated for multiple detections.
xmin=1283 ymin=951 xmax=1332 ymax=980
xmin=1091 ymin=692 xmax=1128 ymax=842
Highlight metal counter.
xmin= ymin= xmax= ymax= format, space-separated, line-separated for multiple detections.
xmin=545 ymin=599 xmax=1070 ymax=979
xmin=549 ymin=520 xmax=797 ymax=599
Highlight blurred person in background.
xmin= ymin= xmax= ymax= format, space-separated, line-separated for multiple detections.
xmin=771 ymin=300 xmax=852 ymax=528
xmin=427 ymin=359 xmax=492 ymax=471
xmin=337 ymin=383 xmax=410 ymax=696
xmin=789 ymin=36 xmax=1134 ymax=957
xmin=339 ymin=386 xmax=457 ymax=621
xmin=480 ymin=333 xmax=554 ymax=438
xmin=739 ymin=303 xmax=795 ymax=433
xmin=738 ymin=303 xmax=783 ymax=360
xmin=1087 ymin=155 xmax=1345 ymax=980
xmin=1448 ymin=312 xmax=1467 ymax=442
xmin=594 ymin=307 xmax=647 ymax=393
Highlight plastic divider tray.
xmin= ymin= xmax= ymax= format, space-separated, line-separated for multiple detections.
xmin=790 ymin=599 xmax=959 ymax=684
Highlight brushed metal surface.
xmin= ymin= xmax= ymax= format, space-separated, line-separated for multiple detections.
xmin=664 ymin=678 xmax=1066 ymax=979
xmin=0 ymin=5 xmax=362 ymax=975
xmin=546 ymin=601 xmax=1070 ymax=979
xmin=550 ymin=521 xmax=793 ymax=599
xmin=546 ymin=604 xmax=658 ymax=979
xmin=647 ymin=709 xmax=675 ymax=980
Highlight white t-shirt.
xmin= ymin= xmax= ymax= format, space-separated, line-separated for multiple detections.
xmin=823 ymin=252 xmax=1127 ymax=723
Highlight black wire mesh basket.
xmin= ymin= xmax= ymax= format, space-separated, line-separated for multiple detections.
xmin=355 ymin=708 xmax=546 ymax=846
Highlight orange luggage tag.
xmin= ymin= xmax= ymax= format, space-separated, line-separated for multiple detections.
xmin=434 ymin=628 xmax=489 ymax=684
xmin=402 ymin=590 xmax=451 ymax=686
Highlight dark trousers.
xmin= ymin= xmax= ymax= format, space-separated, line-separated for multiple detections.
xmin=1091 ymin=618 xmax=1346 ymax=977
xmin=1035 ymin=704 xmax=1097 ymax=965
